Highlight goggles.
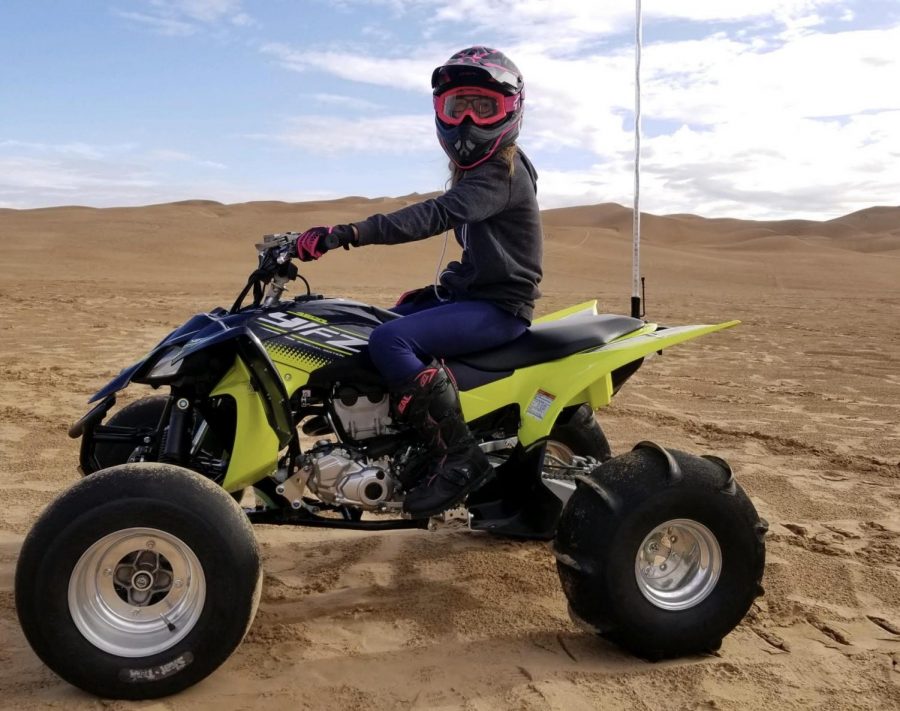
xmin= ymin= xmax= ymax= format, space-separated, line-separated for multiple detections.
xmin=434 ymin=86 xmax=520 ymax=126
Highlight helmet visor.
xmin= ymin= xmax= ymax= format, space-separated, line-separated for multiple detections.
xmin=434 ymin=86 xmax=520 ymax=127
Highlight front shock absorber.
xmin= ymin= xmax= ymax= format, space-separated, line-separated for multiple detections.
xmin=160 ymin=393 xmax=193 ymax=464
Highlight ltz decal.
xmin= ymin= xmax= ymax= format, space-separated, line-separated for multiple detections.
xmin=257 ymin=312 xmax=367 ymax=353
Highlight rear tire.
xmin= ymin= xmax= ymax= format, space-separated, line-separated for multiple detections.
xmin=554 ymin=443 xmax=766 ymax=660
xmin=15 ymin=463 xmax=262 ymax=699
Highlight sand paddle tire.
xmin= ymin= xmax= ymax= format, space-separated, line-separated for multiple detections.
xmin=554 ymin=442 xmax=767 ymax=660
xmin=15 ymin=463 xmax=262 ymax=699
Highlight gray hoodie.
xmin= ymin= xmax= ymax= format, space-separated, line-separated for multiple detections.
xmin=353 ymin=149 xmax=543 ymax=323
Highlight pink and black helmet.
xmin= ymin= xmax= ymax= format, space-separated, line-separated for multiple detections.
xmin=431 ymin=47 xmax=524 ymax=169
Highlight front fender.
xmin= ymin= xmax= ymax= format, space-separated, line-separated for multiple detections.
xmin=174 ymin=324 xmax=293 ymax=451
xmin=88 ymin=311 xmax=229 ymax=403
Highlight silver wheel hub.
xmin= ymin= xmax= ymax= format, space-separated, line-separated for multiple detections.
xmin=635 ymin=518 xmax=722 ymax=611
xmin=543 ymin=441 xmax=576 ymax=473
xmin=68 ymin=527 xmax=206 ymax=657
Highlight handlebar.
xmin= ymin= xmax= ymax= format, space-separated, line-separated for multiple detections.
xmin=257 ymin=230 xmax=344 ymax=256
xmin=255 ymin=232 xmax=294 ymax=253
xmin=230 ymin=233 xmax=310 ymax=314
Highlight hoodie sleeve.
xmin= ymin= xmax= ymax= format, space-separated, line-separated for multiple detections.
xmin=353 ymin=159 xmax=512 ymax=246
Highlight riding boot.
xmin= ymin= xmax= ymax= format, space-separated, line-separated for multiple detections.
xmin=392 ymin=361 xmax=492 ymax=518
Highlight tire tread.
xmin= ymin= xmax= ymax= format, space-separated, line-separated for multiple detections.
xmin=555 ymin=444 xmax=766 ymax=660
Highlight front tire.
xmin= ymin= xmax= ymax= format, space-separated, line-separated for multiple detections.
xmin=15 ymin=463 xmax=262 ymax=699
xmin=554 ymin=443 xmax=766 ymax=659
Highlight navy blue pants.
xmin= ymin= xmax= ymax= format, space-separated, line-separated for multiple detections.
xmin=368 ymin=287 xmax=528 ymax=386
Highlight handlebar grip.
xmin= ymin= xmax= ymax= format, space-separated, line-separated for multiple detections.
xmin=322 ymin=232 xmax=342 ymax=250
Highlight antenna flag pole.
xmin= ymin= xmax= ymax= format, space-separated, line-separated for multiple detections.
xmin=631 ymin=0 xmax=643 ymax=319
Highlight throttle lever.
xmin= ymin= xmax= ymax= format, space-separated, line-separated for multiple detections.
xmin=255 ymin=232 xmax=296 ymax=252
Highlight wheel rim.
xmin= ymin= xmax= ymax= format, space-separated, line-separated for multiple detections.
xmin=634 ymin=518 xmax=722 ymax=611
xmin=68 ymin=527 xmax=206 ymax=657
xmin=543 ymin=440 xmax=576 ymax=477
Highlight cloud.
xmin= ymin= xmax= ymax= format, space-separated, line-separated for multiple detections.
xmin=304 ymin=93 xmax=384 ymax=111
xmin=172 ymin=0 xmax=247 ymax=23
xmin=0 ymin=142 xmax=232 ymax=208
xmin=536 ymin=108 xmax=900 ymax=220
xmin=8 ymin=1 xmax=895 ymax=218
xmin=0 ymin=140 xmax=134 ymax=160
xmin=345 ymin=0 xmax=849 ymax=48
xmin=260 ymin=5 xmax=899 ymax=218
xmin=113 ymin=10 xmax=197 ymax=36
xmin=646 ymin=111 xmax=900 ymax=218
xmin=0 ymin=155 xmax=157 ymax=206
xmin=260 ymin=43 xmax=438 ymax=92
xmin=114 ymin=0 xmax=256 ymax=36
xmin=642 ymin=25 xmax=900 ymax=122
xmin=251 ymin=114 xmax=435 ymax=154
xmin=145 ymin=149 xmax=227 ymax=169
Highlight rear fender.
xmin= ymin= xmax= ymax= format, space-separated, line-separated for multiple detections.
xmin=460 ymin=320 xmax=739 ymax=447
xmin=532 ymin=300 xmax=598 ymax=324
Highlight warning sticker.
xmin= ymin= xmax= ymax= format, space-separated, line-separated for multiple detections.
xmin=526 ymin=389 xmax=556 ymax=420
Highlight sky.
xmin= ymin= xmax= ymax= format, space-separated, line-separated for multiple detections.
xmin=1 ymin=0 xmax=899 ymax=219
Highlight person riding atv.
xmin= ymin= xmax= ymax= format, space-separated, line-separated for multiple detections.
xmin=285 ymin=46 xmax=541 ymax=519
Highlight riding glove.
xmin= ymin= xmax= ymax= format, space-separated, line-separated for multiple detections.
xmin=292 ymin=225 xmax=356 ymax=261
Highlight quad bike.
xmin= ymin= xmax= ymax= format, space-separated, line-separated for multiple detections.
xmin=15 ymin=233 xmax=766 ymax=699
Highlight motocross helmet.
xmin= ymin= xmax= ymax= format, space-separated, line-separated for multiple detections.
xmin=431 ymin=46 xmax=524 ymax=169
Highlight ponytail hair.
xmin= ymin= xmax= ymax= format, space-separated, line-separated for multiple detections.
xmin=450 ymin=144 xmax=517 ymax=186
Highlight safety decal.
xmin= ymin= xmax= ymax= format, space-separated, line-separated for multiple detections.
xmin=526 ymin=389 xmax=556 ymax=420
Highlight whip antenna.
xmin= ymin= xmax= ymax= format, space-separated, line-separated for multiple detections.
xmin=631 ymin=0 xmax=645 ymax=319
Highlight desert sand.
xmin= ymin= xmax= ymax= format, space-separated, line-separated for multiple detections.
xmin=0 ymin=197 xmax=898 ymax=710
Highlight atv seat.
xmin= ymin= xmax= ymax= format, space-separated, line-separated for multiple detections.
xmin=309 ymin=313 xmax=644 ymax=394
xmin=455 ymin=314 xmax=644 ymax=373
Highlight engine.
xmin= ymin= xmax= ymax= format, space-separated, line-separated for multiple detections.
xmin=279 ymin=384 xmax=403 ymax=511
xmin=302 ymin=445 xmax=398 ymax=510
xmin=331 ymin=384 xmax=392 ymax=440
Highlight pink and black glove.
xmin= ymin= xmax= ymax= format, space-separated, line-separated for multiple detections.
xmin=291 ymin=225 xmax=356 ymax=261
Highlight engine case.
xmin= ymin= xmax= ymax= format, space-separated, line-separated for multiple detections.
xmin=305 ymin=448 xmax=395 ymax=509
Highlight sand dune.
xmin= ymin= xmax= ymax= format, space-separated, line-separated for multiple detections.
xmin=0 ymin=199 xmax=898 ymax=709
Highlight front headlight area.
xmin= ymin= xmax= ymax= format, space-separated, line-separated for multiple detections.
xmin=136 ymin=343 xmax=234 ymax=390
xmin=144 ymin=345 xmax=185 ymax=383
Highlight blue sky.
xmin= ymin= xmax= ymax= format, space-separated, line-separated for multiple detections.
xmin=1 ymin=0 xmax=898 ymax=219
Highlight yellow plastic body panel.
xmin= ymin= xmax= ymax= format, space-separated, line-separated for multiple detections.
xmin=533 ymin=300 xmax=598 ymax=323
xmin=214 ymin=356 xmax=311 ymax=492
xmin=459 ymin=320 xmax=739 ymax=447
xmin=215 ymin=317 xmax=739 ymax=487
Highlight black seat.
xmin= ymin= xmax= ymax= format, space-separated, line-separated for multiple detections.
xmin=454 ymin=314 xmax=644 ymax=373
xmin=309 ymin=313 xmax=644 ymax=394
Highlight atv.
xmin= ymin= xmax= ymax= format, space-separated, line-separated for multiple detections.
xmin=15 ymin=232 xmax=766 ymax=699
